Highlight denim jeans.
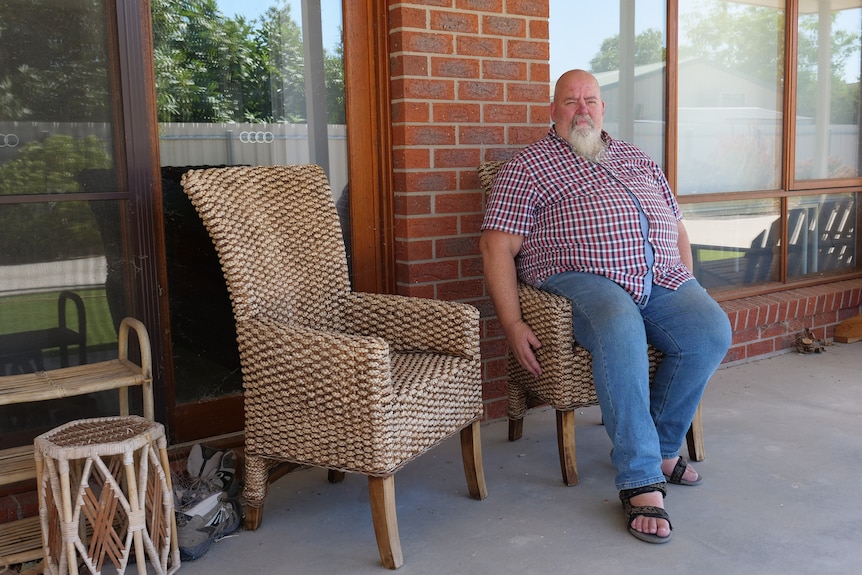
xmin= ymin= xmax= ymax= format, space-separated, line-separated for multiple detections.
xmin=540 ymin=272 xmax=731 ymax=491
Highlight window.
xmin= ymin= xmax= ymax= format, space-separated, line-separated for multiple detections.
xmin=551 ymin=0 xmax=668 ymax=164
xmin=151 ymin=0 xmax=347 ymax=409
xmin=552 ymin=0 xmax=861 ymax=294
xmin=0 ymin=0 xmax=135 ymax=444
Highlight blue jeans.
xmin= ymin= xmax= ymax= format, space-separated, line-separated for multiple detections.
xmin=540 ymin=272 xmax=731 ymax=491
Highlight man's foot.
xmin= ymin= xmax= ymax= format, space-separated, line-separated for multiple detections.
xmin=661 ymin=455 xmax=702 ymax=486
xmin=619 ymin=483 xmax=672 ymax=543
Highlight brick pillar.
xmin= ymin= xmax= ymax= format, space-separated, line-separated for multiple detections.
xmin=389 ymin=0 xmax=550 ymax=418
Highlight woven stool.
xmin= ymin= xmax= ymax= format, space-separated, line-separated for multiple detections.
xmin=34 ymin=416 xmax=180 ymax=575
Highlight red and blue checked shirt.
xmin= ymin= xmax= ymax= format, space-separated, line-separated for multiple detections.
xmin=481 ymin=128 xmax=694 ymax=305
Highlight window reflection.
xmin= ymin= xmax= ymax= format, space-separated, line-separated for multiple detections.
xmin=152 ymin=0 xmax=348 ymax=404
xmin=0 ymin=200 xmax=126 ymax=371
xmin=786 ymin=193 xmax=857 ymax=277
xmin=550 ymin=0 xmax=666 ymax=165
xmin=794 ymin=2 xmax=861 ymax=180
xmin=677 ymin=0 xmax=784 ymax=194
xmin=0 ymin=0 xmax=127 ymax=448
xmin=684 ymin=199 xmax=781 ymax=289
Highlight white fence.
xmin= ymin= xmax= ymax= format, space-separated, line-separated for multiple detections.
xmin=158 ymin=123 xmax=349 ymax=198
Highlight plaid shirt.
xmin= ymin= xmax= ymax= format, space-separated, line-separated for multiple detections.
xmin=482 ymin=128 xmax=694 ymax=304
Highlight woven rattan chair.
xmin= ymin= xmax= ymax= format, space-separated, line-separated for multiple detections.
xmin=478 ymin=160 xmax=703 ymax=486
xmin=181 ymin=165 xmax=487 ymax=569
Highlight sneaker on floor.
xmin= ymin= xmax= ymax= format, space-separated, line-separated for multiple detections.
xmin=213 ymin=449 xmax=238 ymax=497
xmin=186 ymin=443 xmax=224 ymax=479
xmin=177 ymin=493 xmax=241 ymax=561
xmin=173 ymin=472 xmax=221 ymax=513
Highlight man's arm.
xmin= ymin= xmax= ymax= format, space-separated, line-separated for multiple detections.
xmin=479 ymin=229 xmax=543 ymax=376
xmin=677 ymin=220 xmax=694 ymax=272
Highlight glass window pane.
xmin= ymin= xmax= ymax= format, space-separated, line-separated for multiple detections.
xmin=1 ymin=1 xmax=129 ymax=445
xmin=677 ymin=0 xmax=784 ymax=194
xmin=0 ymin=0 xmax=117 ymax=196
xmin=152 ymin=0 xmax=347 ymax=404
xmin=786 ymin=192 xmax=857 ymax=278
xmin=794 ymin=2 xmax=861 ymax=180
xmin=550 ymin=0 xmax=666 ymax=165
xmin=684 ymin=198 xmax=781 ymax=289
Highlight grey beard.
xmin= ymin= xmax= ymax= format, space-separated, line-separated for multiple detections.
xmin=566 ymin=125 xmax=606 ymax=163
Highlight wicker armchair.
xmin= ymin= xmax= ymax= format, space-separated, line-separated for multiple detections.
xmin=478 ymin=160 xmax=703 ymax=486
xmin=181 ymin=165 xmax=487 ymax=569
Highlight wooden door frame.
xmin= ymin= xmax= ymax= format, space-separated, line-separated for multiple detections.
xmin=343 ymin=0 xmax=395 ymax=295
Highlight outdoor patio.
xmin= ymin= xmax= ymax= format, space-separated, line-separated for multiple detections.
xmin=175 ymin=342 xmax=861 ymax=575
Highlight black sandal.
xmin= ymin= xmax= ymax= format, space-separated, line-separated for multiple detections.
xmin=664 ymin=455 xmax=702 ymax=486
xmin=619 ymin=482 xmax=672 ymax=544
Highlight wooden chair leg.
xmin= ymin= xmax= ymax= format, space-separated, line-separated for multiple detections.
xmin=556 ymin=409 xmax=579 ymax=486
xmin=368 ymin=475 xmax=403 ymax=570
xmin=686 ymin=402 xmax=706 ymax=462
xmin=328 ymin=469 xmax=346 ymax=483
xmin=460 ymin=421 xmax=488 ymax=500
xmin=508 ymin=417 xmax=524 ymax=441
xmin=243 ymin=454 xmax=269 ymax=530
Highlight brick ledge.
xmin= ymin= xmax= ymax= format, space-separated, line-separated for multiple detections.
xmin=719 ymin=278 xmax=862 ymax=365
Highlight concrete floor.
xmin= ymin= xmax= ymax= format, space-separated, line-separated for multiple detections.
xmin=176 ymin=342 xmax=862 ymax=575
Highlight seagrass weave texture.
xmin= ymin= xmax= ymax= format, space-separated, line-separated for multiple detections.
xmin=180 ymin=165 xmax=483 ymax=504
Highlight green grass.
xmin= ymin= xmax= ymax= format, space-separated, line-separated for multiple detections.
xmin=695 ymin=249 xmax=744 ymax=263
xmin=0 ymin=288 xmax=118 ymax=348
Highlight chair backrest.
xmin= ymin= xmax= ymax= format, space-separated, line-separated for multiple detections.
xmin=180 ymin=165 xmax=351 ymax=332
xmin=477 ymin=160 xmax=506 ymax=194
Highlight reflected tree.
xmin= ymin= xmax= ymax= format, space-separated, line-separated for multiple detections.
xmin=589 ymin=28 xmax=665 ymax=73
xmin=151 ymin=0 xmax=345 ymax=124
xmin=0 ymin=0 xmax=111 ymax=121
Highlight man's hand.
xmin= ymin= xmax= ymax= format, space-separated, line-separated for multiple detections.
xmin=479 ymin=229 xmax=544 ymax=377
xmin=505 ymin=319 xmax=543 ymax=377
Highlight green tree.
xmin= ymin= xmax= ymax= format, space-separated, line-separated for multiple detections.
xmin=260 ymin=2 xmax=308 ymax=122
xmin=0 ymin=0 xmax=111 ymax=121
xmin=152 ymin=0 xmax=268 ymax=122
xmin=151 ymin=0 xmax=346 ymax=125
xmin=679 ymin=1 xmax=859 ymax=123
xmin=0 ymin=135 xmax=111 ymax=264
xmin=589 ymin=28 xmax=665 ymax=73
xmin=680 ymin=3 xmax=784 ymax=84
xmin=325 ymin=27 xmax=346 ymax=124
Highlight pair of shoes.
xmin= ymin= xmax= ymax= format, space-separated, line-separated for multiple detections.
xmin=663 ymin=455 xmax=702 ymax=486
xmin=619 ymin=482 xmax=672 ymax=544
xmin=177 ymin=492 xmax=242 ymax=561
xmin=174 ymin=445 xmax=239 ymax=512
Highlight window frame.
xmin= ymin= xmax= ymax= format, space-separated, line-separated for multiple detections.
xmin=667 ymin=0 xmax=862 ymax=300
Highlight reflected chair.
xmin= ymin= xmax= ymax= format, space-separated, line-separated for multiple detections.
xmin=478 ymin=160 xmax=703 ymax=486
xmin=181 ymin=165 xmax=487 ymax=569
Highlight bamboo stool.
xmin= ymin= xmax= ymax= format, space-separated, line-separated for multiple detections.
xmin=34 ymin=416 xmax=180 ymax=575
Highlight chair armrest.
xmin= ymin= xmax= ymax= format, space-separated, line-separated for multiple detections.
xmin=237 ymin=315 xmax=392 ymax=397
xmin=517 ymin=282 xmax=574 ymax=347
xmin=343 ymin=292 xmax=480 ymax=360
xmin=237 ymin=316 xmax=406 ymax=470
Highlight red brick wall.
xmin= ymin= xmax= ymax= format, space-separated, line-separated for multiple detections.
xmin=389 ymin=0 xmax=552 ymax=419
